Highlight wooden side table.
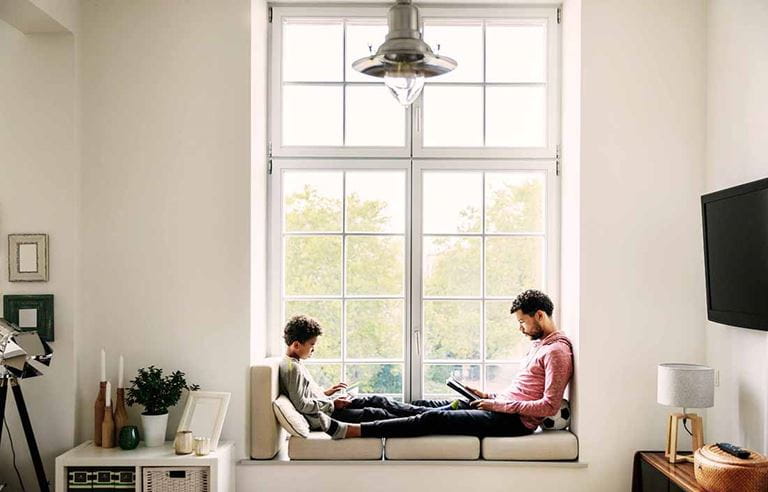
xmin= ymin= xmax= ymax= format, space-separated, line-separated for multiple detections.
xmin=55 ymin=440 xmax=233 ymax=492
xmin=633 ymin=451 xmax=704 ymax=492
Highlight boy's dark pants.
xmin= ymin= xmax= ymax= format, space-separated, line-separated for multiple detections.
xmin=330 ymin=395 xmax=437 ymax=423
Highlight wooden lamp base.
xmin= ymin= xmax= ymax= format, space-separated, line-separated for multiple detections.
xmin=665 ymin=412 xmax=704 ymax=463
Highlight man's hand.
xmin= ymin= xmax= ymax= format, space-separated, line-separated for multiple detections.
xmin=464 ymin=384 xmax=490 ymax=399
xmin=324 ymin=382 xmax=348 ymax=396
xmin=469 ymin=399 xmax=495 ymax=411
xmin=333 ymin=397 xmax=352 ymax=410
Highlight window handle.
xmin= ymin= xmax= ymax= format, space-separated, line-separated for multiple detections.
xmin=414 ymin=329 xmax=421 ymax=356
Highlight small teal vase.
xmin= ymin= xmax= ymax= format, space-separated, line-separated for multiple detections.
xmin=119 ymin=425 xmax=140 ymax=450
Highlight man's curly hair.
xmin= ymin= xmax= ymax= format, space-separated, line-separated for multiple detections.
xmin=510 ymin=290 xmax=554 ymax=317
xmin=283 ymin=315 xmax=323 ymax=345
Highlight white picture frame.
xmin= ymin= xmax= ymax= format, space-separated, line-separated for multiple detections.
xmin=8 ymin=234 xmax=49 ymax=282
xmin=176 ymin=391 xmax=230 ymax=450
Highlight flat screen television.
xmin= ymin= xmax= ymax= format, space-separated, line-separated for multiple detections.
xmin=701 ymin=177 xmax=768 ymax=331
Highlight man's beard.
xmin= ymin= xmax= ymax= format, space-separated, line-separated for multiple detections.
xmin=528 ymin=320 xmax=544 ymax=340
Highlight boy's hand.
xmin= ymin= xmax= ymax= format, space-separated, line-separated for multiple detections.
xmin=324 ymin=382 xmax=348 ymax=396
xmin=333 ymin=397 xmax=352 ymax=410
xmin=465 ymin=384 xmax=490 ymax=399
xmin=469 ymin=399 xmax=495 ymax=411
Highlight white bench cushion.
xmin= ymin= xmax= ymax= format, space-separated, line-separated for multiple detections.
xmin=288 ymin=432 xmax=383 ymax=460
xmin=385 ymin=436 xmax=480 ymax=460
xmin=482 ymin=430 xmax=578 ymax=460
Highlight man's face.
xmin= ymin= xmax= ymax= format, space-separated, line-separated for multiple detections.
xmin=514 ymin=310 xmax=544 ymax=340
xmin=292 ymin=336 xmax=318 ymax=359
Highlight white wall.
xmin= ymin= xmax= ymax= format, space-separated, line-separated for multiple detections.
xmin=0 ymin=20 xmax=77 ymax=489
xmin=705 ymin=0 xmax=768 ymax=453
xmin=77 ymin=0 xmax=252 ymax=460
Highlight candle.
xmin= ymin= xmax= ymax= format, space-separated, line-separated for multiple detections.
xmin=118 ymin=355 xmax=124 ymax=388
xmin=105 ymin=381 xmax=111 ymax=407
xmin=100 ymin=348 xmax=106 ymax=382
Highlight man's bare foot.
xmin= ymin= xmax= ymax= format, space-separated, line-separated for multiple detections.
xmin=346 ymin=424 xmax=361 ymax=438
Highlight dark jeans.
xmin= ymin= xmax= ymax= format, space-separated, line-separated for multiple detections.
xmin=331 ymin=395 xmax=436 ymax=423
xmin=360 ymin=406 xmax=533 ymax=438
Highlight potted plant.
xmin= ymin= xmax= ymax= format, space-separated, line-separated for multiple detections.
xmin=126 ymin=366 xmax=199 ymax=447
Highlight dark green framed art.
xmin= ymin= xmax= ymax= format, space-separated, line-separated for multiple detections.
xmin=3 ymin=294 xmax=54 ymax=341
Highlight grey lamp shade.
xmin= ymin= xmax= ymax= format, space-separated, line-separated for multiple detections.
xmin=657 ymin=363 xmax=714 ymax=408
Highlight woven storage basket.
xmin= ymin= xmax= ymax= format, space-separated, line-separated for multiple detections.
xmin=142 ymin=466 xmax=209 ymax=492
xmin=694 ymin=444 xmax=768 ymax=492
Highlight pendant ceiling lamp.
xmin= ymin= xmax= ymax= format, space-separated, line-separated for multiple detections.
xmin=352 ymin=0 xmax=457 ymax=106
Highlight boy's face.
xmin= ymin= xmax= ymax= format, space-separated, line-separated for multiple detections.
xmin=292 ymin=336 xmax=318 ymax=359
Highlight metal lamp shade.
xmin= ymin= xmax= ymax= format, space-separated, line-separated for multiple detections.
xmin=657 ymin=363 xmax=714 ymax=408
xmin=352 ymin=0 xmax=457 ymax=79
xmin=0 ymin=318 xmax=52 ymax=379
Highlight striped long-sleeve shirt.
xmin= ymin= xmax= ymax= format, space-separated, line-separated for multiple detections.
xmin=488 ymin=331 xmax=573 ymax=430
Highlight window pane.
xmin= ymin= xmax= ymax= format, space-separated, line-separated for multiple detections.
xmin=346 ymin=171 xmax=406 ymax=233
xmin=285 ymin=236 xmax=342 ymax=295
xmin=347 ymin=363 xmax=403 ymax=395
xmin=486 ymin=364 xmax=519 ymax=394
xmin=282 ymin=85 xmax=343 ymax=146
xmin=423 ymin=172 xmax=482 ymax=234
xmin=283 ymin=171 xmax=342 ymax=232
xmin=423 ymin=364 xmax=480 ymax=399
xmin=485 ymin=171 xmax=545 ymax=233
xmin=283 ymin=20 xmax=343 ymax=82
xmin=486 ymin=86 xmax=546 ymax=148
xmin=285 ymin=300 xmax=342 ymax=359
xmin=423 ymin=86 xmax=483 ymax=147
xmin=423 ymin=237 xmax=481 ymax=297
xmin=485 ymin=237 xmax=544 ymax=297
xmin=485 ymin=300 xmax=528 ymax=360
xmin=424 ymin=300 xmax=481 ymax=360
xmin=346 ymin=300 xmax=404 ymax=359
xmin=346 ymin=236 xmax=404 ymax=296
xmin=346 ymin=21 xmax=388 ymax=83
xmin=423 ymin=21 xmax=483 ymax=83
xmin=486 ymin=23 xmax=546 ymax=83
xmin=306 ymin=363 xmax=342 ymax=389
xmin=346 ymin=86 xmax=406 ymax=147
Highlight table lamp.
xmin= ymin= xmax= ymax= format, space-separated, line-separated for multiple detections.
xmin=657 ymin=363 xmax=714 ymax=463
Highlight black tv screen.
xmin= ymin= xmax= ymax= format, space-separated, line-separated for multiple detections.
xmin=702 ymin=177 xmax=768 ymax=331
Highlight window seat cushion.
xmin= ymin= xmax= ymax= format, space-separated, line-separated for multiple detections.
xmin=385 ymin=435 xmax=480 ymax=460
xmin=288 ymin=432 xmax=384 ymax=460
xmin=482 ymin=429 xmax=578 ymax=461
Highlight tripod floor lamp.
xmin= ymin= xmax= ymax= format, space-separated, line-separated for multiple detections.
xmin=0 ymin=318 xmax=53 ymax=492
xmin=657 ymin=363 xmax=715 ymax=464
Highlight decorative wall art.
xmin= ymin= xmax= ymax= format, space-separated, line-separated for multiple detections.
xmin=8 ymin=234 xmax=49 ymax=282
xmin=3 ymin=294 xmax=54 ymax=341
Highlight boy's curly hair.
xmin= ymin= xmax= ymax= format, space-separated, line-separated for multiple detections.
xmin=510 ymin=290 xmax=554 ymax=317
xmin=283 ymin=315 xmax=323 ymax=345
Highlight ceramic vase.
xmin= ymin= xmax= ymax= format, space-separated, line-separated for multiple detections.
xmin=141 ymin=413 xmax=168 ymax=447
xmin=114 ymin=388 xmax=129 ymax=441
xmin=94 ymin=382 xmax=106 ymax=446
xmin=119 ymin=425 xmax=140 ymax=450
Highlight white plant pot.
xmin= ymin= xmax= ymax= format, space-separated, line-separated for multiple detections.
xmin=141 ymin=413 xmax=169 ymax=447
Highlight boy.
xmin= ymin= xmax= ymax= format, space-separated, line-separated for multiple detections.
xmin=279 ymin=315 xmax=435 ymax=439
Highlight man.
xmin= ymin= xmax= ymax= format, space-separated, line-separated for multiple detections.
xmin=336 ymin=289 xmax=573 ymax=439
xmin=279 ymin=315 xmax=436 ymax=438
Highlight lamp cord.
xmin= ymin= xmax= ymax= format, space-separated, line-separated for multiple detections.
xmin=3 ymin=419 xmax=27 ymax=492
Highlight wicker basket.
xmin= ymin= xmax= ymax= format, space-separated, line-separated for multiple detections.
xmin=694 ymin=445 xmax=768 ymax=492
xmin=142 ymin=467 xmax=209 ymax=492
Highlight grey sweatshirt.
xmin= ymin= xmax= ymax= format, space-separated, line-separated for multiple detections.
xmin=278 ymin=356 xmax=333 ymax=431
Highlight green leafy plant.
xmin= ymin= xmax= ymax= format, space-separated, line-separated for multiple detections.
xmin=126 ymin=366 xmax=200 ymax=415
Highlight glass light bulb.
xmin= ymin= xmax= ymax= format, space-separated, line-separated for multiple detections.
xmin=384 ymin=68 xmax=425 ymax=106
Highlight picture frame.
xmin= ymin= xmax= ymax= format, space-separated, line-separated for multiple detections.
xmin=2 ymin=295 xmax=54 ymax=341
xmin=176 ymin=391 xmax=231 ymax=450
xmin=8 ymin=234 xmax=49 ymax=282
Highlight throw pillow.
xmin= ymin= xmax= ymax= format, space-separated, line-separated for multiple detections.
xmin=272 ymin=395 xmax=310 ymax=438
xmin=540 ymin=399 xmax=571 ymax=431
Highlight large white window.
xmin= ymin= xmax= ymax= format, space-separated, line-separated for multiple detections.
xmin=269 ymin=5 xmax=560 ymax=401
